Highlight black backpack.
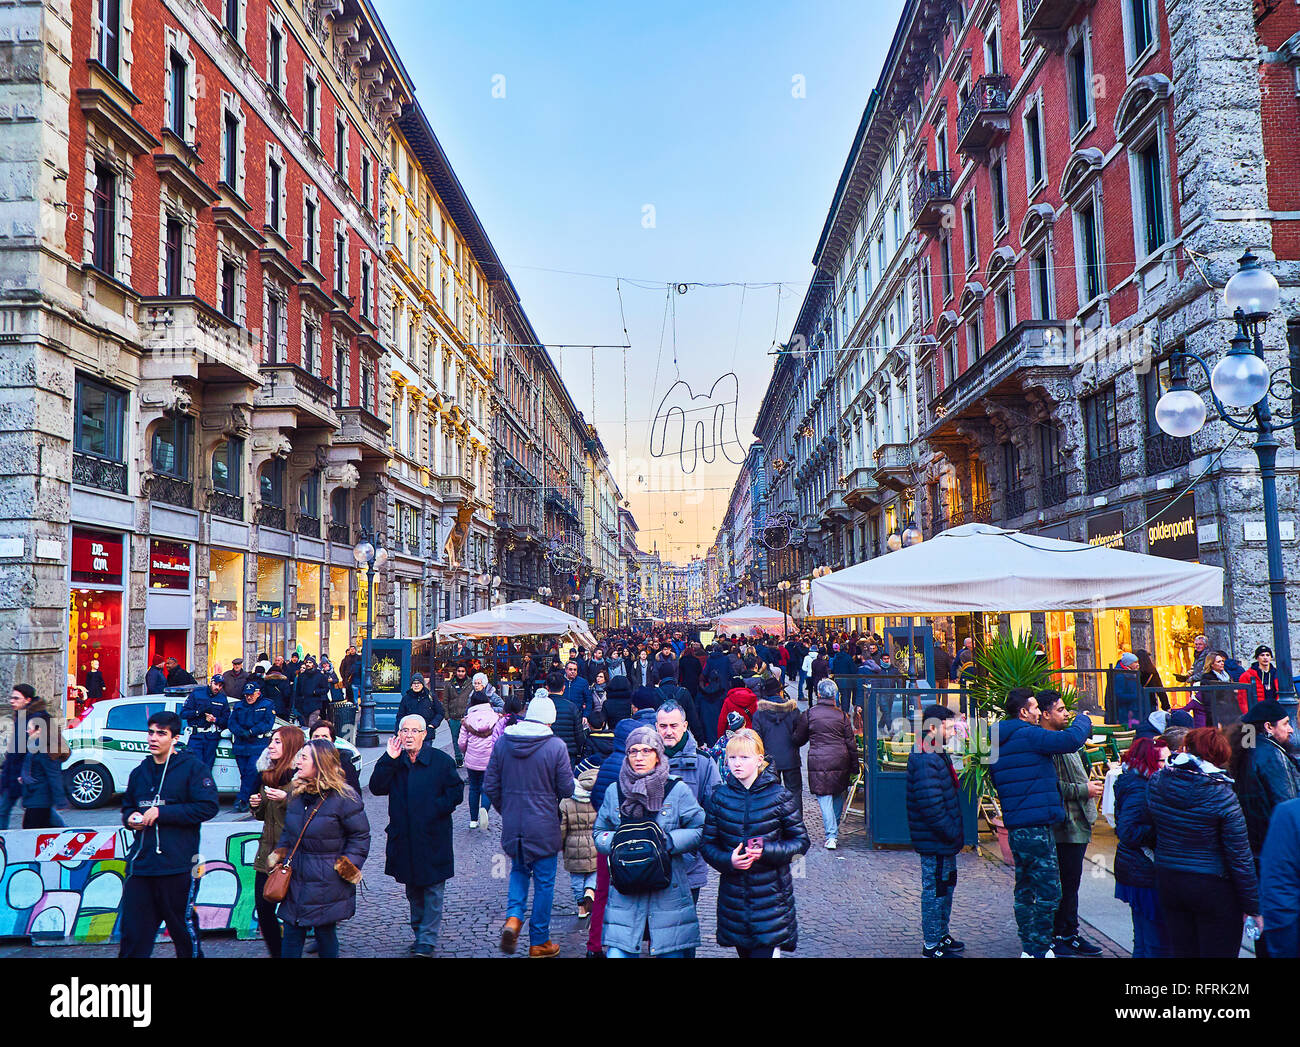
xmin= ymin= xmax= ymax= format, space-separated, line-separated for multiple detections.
xmin=608 ymin=777 xmax=681 ymax=895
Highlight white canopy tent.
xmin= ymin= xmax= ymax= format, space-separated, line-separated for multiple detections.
xmin=712 ymin=603 xmax=791 ymax=637
xmin=432 ymin=599 xmax=599 ymax=649
xmin=808 ymin=523 xmax=1224 ymax=617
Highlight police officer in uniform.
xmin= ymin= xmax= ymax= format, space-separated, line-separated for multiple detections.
xmin=118 ymin=709 xmax=218 ymax=958
xmin=179 ymin=684 xmax=229 ymax=774
xmin=228 ymin=681 xmax=275 ymax=813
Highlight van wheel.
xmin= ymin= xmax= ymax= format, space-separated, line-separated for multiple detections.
xmin=66 ymin=763 xmax=111 ymax=809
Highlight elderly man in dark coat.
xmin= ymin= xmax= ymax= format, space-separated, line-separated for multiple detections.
xmin=370 ymin=713 xmax=464 ymax=956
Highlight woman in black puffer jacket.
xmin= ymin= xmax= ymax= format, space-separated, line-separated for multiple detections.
xmin=1112 ymin=736 xmax=1168 ymax=958
xmin=1146 ymin=727 xmax=1260 ymax=958
xmin=270 ymin=739 xmax=370 ymax=959
xmin=701 ymin=729 xmax=810 ymax=957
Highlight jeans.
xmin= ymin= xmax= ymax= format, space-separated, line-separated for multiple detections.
xmin=406 ymin=881 xmax=446 ymax=949
xmin=570 ymin=869 xmax=597 ymax=904
xmin=447 ymin=719 xmax=463 ymax=762
xmin=282 ymin=921 xmax=339 ymax=959
xmin=606 ymin=946 xmax=690 ymax=958
xmin=467 ymin=769 xmax=491 ymax=817
xmin=817 ymin=792 xmax=846 ymax=841
xmin=1156 ymin=869 xmax=1244 ymax=958
xmin=254 ymin=871 xmax=282 ymax=958
xmin=1007 ymin=824 xmax=1061 ymax=956
xmin=920 ymin=853 xmax=957 ymax=948
xmin=22 ymin=807 xmax=64 ymax=829
xmin=234 ymin=751 xmax=262 ymax=806
xmin=0 ymin=790 xmax=14 ymax=829
xmin=1131 ymin=904 xmax=1170 ymax=959
xmin=1053 ymin=840 xmax=1087 ymax=938
xmin=507 ymin=852 xmax=558 ymax=947
xmin=797 ymin=671 xmax=807 ymax=702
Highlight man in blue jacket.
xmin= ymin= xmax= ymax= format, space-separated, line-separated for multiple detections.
xmin=118 ymin=710 xmax=219 ymax=957
xmin=1261 ymin=796 xmax=1300 ymax=958
xmin=988 ymin=687 xmax=1091 ymax=958
xmin=179 ymin=684 xmax=228 ymax=773
xmin=228 ymin=681 xmax=275 ymax=812
xmin=561 ymin=660 xmax=594 ymax=722
xmin=907 ymin=703 xmax=965 ymax=958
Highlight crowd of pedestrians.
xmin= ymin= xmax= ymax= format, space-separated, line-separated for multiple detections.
xmin=5 ymin=623 xmax=1300 ymax=961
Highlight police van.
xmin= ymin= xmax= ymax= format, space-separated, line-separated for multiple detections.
xmin=61 ymin=687 xmax=363 ymax=808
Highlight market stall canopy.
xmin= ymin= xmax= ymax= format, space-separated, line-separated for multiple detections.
xmin=712 ymin=603 xmax=791 ymax=637
xmin=808 ymin=523 xmax=1224 ymax=617
xmin=433 ymin=599 xmax=598 ymax=648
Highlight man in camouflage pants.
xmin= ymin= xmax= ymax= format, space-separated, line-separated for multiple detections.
xmin=989 ymin=687 xmax=1092 ymax=958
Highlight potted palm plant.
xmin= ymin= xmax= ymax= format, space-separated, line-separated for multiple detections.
xmin=960 ymin=630 xmax=1078 ymax=862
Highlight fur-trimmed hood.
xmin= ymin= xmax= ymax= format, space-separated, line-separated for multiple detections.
xmin=756 ymin=697 xmax=797 ymax=715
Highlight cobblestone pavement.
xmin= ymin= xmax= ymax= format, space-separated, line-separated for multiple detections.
xmin=0 ymin=726 xmax=1127 ymax=959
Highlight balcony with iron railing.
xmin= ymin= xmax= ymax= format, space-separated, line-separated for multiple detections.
xmin=1042 ymin=471 xmax=1070 ymax=508
xmin=257 ymin=504 xmax=287 ymax=530
xmin=1086 ymin=449 xmax=1122 ymax=494
xmin=336 ymin=406 xmax=389 ymax=460
xmin=1020 ymin=0 xmax=1087 ymax=41
xmin=1145 ymin=432 xmax=1192 ymax=476
xmin=956 ymin=74 xmax=1013 ymax=155
xmin=328 ymin=521 xmax=351 ymax=544
xmin=144 ymin=472 xmax=193 ymax=508
xmin=295 ymin=514 xmax=320 ymax=538
xmin=208 ymin=489 xmax=244 ymax=520
xmin=872 ymin=443 xmax=916 ymax=491
xmin=971 ymin=497 xmax=993 ymax=524
xmin=911 ymin=169 xmax=953 ymax=232
xmin=73 ymin=451 xmax=128 ymax=495
xmin=843 ymin=466 xmax=884 ymax=511
xmin=255 ymin=363 xmax=338 ymax=431
xmin=1005 ymin=483 xmax=1030 ymax=520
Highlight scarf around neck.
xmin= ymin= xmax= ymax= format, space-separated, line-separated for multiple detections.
xmin=618 ymin=725 xmax=670 ymax=820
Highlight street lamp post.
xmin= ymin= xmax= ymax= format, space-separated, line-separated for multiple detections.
xmin=886 ymin=527 xmax=925 ymax=682
xmin=1155 ymin=249 xmax=1295 ymax=716
xmin=352 ymin=538 xmax=389 ymax=748
xmin=777 ymin=579 xmax=791 ymax=636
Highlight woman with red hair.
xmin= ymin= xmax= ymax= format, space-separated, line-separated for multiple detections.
xmin=1147 ymin=727 xmax=1261 ymax=957
xmin=1113 ymin=736 xmax=1170 ymax=957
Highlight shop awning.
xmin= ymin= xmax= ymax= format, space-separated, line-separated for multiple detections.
xmin=432 ymin=599 xmax=598 ymax=648
xmin=712 ymin=603 xmax=791 ymax=637
xmin=808 ymin=523 xmax=1224 ymax=617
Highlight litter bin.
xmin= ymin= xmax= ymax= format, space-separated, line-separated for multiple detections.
xmin=330 ymin=700 xmax=357 ymax=730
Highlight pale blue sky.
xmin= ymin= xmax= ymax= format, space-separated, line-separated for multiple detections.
xmin=378 ymin=0 xmax=905 ymax=558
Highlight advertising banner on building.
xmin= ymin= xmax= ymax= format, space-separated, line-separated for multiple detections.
xmin=1146 ymin=491 xmax=1198 ymax=562
xmin=1086 ymin=510 xmax=1128 ymax=550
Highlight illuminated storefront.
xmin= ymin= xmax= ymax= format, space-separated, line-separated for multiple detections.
xmin=327 ymin=566 xmax=351 ymax=662
xmin=354 ymin=570 xmax=369 ymax=651
xmin=1092 ymin=608 xmax=1133 ymax=676
xmin=296 ymin=562 xmax=321 ymax=658
xmin=147 ymin=538 xmax=192 ymax=672
xmin=208 ymin=549 xmax=245 ymax=670
xmin=69 ymin=527 xmax=125 ymax=712
xmin=1145 ymin=491 xmax=1204 ymax=695
xmin=1044 ymin=611 xmax=1078 ymax=691
xmin=256 ymin=555 xmax=287 ymax=658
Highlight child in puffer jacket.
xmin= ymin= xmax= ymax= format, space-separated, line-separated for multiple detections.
xmin=458 ymin=693 xmax=503 ymax=829
xmin=560 ymin=765 xmax=600 ymax=920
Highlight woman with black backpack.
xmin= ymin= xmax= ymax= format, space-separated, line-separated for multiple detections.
xmin=592 ymin=725 xmax=704 ymax=958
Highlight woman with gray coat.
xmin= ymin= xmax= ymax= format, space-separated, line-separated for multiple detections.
xmin=593 ymin=726 xmax=705 ymax=958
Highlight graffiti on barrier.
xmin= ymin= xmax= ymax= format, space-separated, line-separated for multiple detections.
xmin=0 ymin=824 xmax=264 ymax=944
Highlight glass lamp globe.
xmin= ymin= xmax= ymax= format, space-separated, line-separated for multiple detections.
xmin=373 ymin=546 xmax=389 ymax=569
xmin=1210 ymin=352 xmax=1270 ymax=409
xmin=887 ymin=533 xmax=903 ymax=552
xmin=1224 ymin=253 xmax=1280 ymax=320
xmin=352 ymin=539 xmax=374 ymax=565
xmin=902 ymin=526 xmax=923 ymax=547
xmin=1155 ymin=388 xmax=1208 ymax=438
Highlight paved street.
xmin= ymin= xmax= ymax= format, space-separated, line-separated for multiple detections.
xmin=0 ymin=723 xmax=1127 ymax=959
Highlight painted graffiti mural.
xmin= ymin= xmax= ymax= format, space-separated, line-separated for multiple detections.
xmin=0 ymin=825 xmax=263 ymax=944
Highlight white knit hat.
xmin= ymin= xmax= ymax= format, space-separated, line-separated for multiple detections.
xmin=526 ymin=695 xmax=557 ymax=725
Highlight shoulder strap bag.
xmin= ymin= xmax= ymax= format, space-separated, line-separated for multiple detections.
xmin=262 ymin=798 xmax=321 ymax=904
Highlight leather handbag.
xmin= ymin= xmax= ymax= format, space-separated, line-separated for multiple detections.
xmin=261 ymin=798 xmax=320 ymax=904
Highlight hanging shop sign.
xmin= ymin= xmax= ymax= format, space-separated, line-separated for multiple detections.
xmin=1086 ymin=510 xmax=1127 ymax=551
xmin=71 ymin=529 xmax=123 ymax=585
xmin=210 ymin=600 xmax=240 ymax=621
xmin=256 ymin=600 xmax=283 ymax=619
xmin=1146 ymin=491 xmax=1198 ymax=562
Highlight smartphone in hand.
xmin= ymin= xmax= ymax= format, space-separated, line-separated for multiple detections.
xmin=746 ymin=836 xmax=764 ymax=855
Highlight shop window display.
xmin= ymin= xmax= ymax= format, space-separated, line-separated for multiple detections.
xmin=69 ymin=528 xmax=125 ymax=710
xmin=328 ymin=566 xmax=351 ymax=662
xmin=297 ymin=561 xmax=321 ymax=655
xmin=1152 ymin=603 xmax=1204 ymax=699
xmin=354 ymin=571 xmax=369 ymax=651
xmin=208 ymin=548 xmax=245 ymax=670
xmin=1093 ymin=608 xmax=1132 ymax=678
xmin=256 ymin=555 xmax=287 ymax=658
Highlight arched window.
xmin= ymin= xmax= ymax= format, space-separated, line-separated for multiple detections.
xmin=211 ymin=438 xmax=243 ymax=493
xmin=260 ymin=459 xmax=285 ymax=507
